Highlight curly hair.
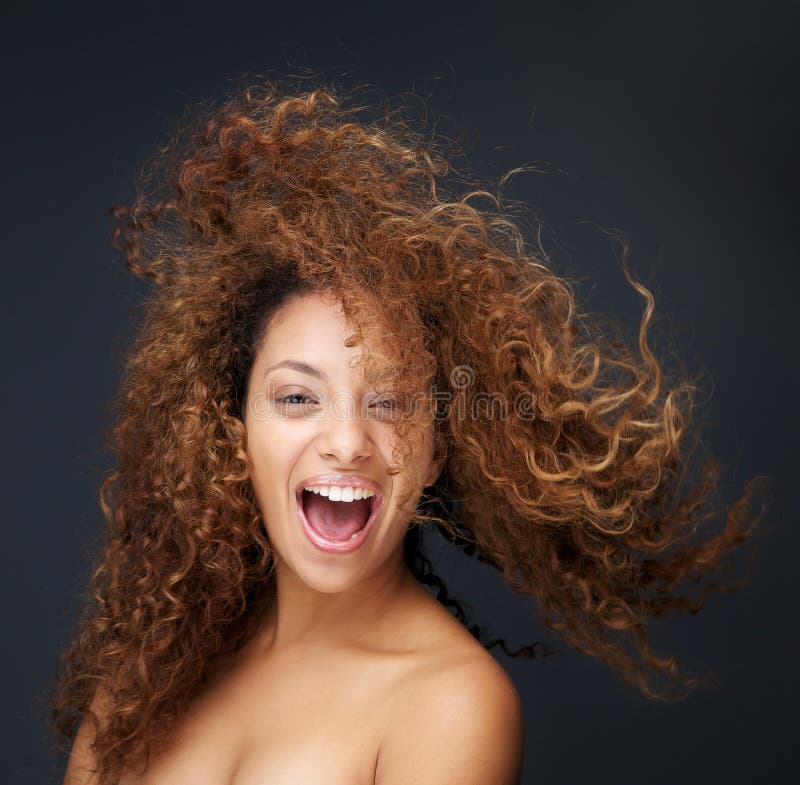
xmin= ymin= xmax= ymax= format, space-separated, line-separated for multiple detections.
xmin=49 ymin=78 xmax=771 ymax=784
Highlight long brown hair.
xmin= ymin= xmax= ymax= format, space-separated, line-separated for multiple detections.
xmin=50 ymin=78 xmax=771 ymax=784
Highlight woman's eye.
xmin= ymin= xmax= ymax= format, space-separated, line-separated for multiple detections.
xmin=278 ymin=393 xmax=317 ymax=405
xmin=368 ymin=395 xmax=397 ymax=408
xmin=371 ymin=397 xmax=401 ymax=416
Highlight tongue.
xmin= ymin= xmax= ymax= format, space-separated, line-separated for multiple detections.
xmin=303 ymin=492 xmax=372 ymax=541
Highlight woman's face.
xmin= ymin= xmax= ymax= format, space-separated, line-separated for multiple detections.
xmin=243 ymin=289 xmax=443 ymax=594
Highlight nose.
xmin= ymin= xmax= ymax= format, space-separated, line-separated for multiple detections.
xmin=315 ymin=395 xmax=373 ymax=465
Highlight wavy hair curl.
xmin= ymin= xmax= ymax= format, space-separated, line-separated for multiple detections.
xmin=50 ymin=78 xmax=771 ymax=784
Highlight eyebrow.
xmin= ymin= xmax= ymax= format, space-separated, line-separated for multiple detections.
xmin=263 ymin=359 xmax=329 ymax=382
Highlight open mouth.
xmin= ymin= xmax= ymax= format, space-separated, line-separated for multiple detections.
xmin=298 ymin=488 xmax=381 ymax=545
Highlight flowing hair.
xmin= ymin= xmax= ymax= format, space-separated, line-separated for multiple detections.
xmin=49 ymin=77 xmax=772 ymax=784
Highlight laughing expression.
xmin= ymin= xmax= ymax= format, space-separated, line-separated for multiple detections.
xmin=243 ymin=289 xmax=444 ymax=594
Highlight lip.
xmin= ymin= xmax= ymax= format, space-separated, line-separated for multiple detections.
xmin=295 ymin=474 xmax=385 ymax=554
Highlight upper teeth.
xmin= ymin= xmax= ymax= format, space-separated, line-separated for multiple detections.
xmin=303 ymin=485 xmax=376 ymax=502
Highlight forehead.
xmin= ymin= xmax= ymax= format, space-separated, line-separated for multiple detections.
xmin=255 ymin=288 xmax=422 ymax=396
xmin=257 ymin=291 xmax=368 ymax=377
xmin=263 ymin=291 xmax=350 ymax=349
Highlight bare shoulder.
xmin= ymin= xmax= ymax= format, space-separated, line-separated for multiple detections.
xmin=376 ymin=635 xmax=524 ymax=785
xmin=62 ymin=685 xmax=113 ymax=785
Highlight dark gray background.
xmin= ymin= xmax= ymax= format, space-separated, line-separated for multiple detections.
xmin=3 ymin=1 xmax=797 ymax=783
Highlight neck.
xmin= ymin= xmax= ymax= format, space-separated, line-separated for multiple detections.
xmin=259 ymin=539 xmax=424 ymax=652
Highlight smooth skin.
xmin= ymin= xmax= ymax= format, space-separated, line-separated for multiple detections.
xmin=64 ymin=290 xmax=524 ymax=785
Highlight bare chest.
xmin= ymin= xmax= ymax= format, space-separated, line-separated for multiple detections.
xmin=118 ymin=651 xmax=389 ymax=785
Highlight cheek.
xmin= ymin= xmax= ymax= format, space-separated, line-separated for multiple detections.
xmin=245 ymin=424 xmax=306 ymax=513
xmin=409 ymin=425 xmax=437 ymax=473
xmin=247 ymin=414 xmax=312 ymax=462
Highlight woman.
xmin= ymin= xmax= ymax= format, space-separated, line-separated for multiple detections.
xmin=52 ymin=80 xmax=767 ymax=785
